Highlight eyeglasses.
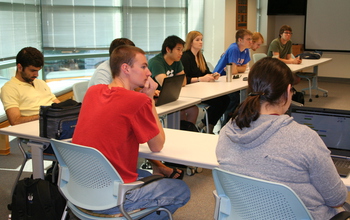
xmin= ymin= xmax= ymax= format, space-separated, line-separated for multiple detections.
xmin=283 ymin=32 xmax=293 ymax=35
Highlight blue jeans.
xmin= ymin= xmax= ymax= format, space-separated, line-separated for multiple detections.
xmin=94 ymin=169 xmax=190 ymax=220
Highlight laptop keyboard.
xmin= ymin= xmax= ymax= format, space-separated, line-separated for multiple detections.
xmin=332 ymin=157 xmax=350 ymax=168
xmin=332 ymin=157 xmax=350 ymax=177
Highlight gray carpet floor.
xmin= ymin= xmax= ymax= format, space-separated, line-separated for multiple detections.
xmin=1 ymin=78 xmax=350 ymax=220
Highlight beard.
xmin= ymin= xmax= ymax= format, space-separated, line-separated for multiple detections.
xmin=20 ymin=71 xmax=36 ymax=83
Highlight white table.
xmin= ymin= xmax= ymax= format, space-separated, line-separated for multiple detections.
xmin=0 ymin=97 xmax=201 ymax=179
xmin=140 ymin=129 xmax=219 ymax=169
xmin=0 ymin=120 xmax=218 ymax=175
xmin=156 ymin=97 xmax=201 ymax=129
xmin=0 ymin=121 xmax=48 ymax=179
xmin=2 ymin=121 xmax=350 ymax=190
xmin=287 ymin=58 xmax=332 ymax=96
xmin=180 ymin=74 xmax=249 ymax=102
xmin=139 ymin=128 xmax=350 ymax=190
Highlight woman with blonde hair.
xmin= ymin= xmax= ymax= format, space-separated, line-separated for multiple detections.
xmin=181 ymin=31 xmax=229 ymax=134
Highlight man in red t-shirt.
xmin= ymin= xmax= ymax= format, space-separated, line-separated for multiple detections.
xmin=72 ymin=45 xmax=190 ymax=218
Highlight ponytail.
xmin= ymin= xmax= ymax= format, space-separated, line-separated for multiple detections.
xmin=233 ymin=93 xmax=262 ymax=129
xmin=231 ymin=57 xmax=294 ymax=129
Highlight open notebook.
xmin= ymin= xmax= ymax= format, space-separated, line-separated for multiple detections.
xmin=290 ymin=106 xmax=350 ymax=177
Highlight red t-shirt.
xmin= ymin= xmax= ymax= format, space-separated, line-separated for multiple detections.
xmin=72 ymin=85 xmax=159 ymax=183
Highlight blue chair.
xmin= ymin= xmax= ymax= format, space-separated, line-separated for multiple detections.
xmin=212 ymin=168 xmax=350 ymax=220
xmin=50 ymin=139 xmax=173 ymax=220
xmin=212 ymin=168 xmax=313 ymax=219
xmin=72 ymin=80 xmax=89 ymax=102
xmin=252 ymin=53 xmax=267 ymax=63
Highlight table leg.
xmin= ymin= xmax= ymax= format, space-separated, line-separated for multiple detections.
xmin=165 ymin=111 xmax=180 ymax=129
xmin=240 ymin=88 xmax=247 ymax=102
xmin=27 ymin=141 xmax=46 ymax=179
xmin=311 ymin=66 xmax=328 ymax=94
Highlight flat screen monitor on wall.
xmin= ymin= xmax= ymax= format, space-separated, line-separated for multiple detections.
xmin=304 ymin=0 xmax=350 ymax=52
xmin=267 ymin=0 xmax=307 ymax=15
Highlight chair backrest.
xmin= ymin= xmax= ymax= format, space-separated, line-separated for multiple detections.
xmin=207 ymin=61 xmax=215 ymax=72
xmin=50 ymin=139 xmax=123 ymax=211
xmin=72 ymin=81 xmax=89 ymax=102
xmin=253 ymin=53 xmax=267 ymax=63
xmin=212 ymin=168 xmax=313 ymax=220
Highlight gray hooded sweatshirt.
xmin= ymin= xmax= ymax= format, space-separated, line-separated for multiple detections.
xmin=216 ymin=114 xmax=347 ymax=219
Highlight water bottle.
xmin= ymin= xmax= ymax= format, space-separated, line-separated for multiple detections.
xmin=226 ymin=63 xmax=232 ymax=82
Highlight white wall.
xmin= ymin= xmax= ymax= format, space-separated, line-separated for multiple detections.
xmin=203 ymin=0 xmax=258 ymax=68
xmin=203 ymin=0 xmax=226 ymax=68
xmin=269 ymin=15 xmax=305 ymax=44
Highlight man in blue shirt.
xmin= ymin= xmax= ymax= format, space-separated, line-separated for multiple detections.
xmin=213 ymin=29 xmax=253 ymax=76
xmin=214 ymin=29 xmax=253 ymax=125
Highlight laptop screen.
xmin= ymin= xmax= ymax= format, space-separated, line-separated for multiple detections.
xmin=290 ymin=106 xmax=350 ymax=155
xmin=155 ymin=74 xmax=185 ymax=107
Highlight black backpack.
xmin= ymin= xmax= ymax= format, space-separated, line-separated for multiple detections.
xmin=292 ymin=90 xmax=305 ymax=105
xmin=180 ymin=120 xmax=199 ymax=132
xmin=9 ymin=178 xmax=66 ymax=220
xmin=297 ymin=51 xmax=323 ymax=59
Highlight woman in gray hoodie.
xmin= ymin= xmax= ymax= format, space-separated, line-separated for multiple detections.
xmin=216 ymin=57 xmax=347 ymax=220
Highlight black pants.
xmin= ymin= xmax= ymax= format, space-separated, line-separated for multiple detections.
xmin=222 ymin=91 xmax=241 ymax=126
xmin=201 ymin=95 xmax=230 ymax=126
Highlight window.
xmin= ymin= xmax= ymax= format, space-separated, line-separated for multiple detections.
xmin=123 ymin=0 xmax=187 ymax=52
xmin=42 ymin=0 xmax=122 ymax=50
xmin=0 ymin=0 xmax=41 ymax=61
xmin=0 ymin=0 xmax=204 ymax=81
xmin=0 ymin=0 xmax=41 ymax=80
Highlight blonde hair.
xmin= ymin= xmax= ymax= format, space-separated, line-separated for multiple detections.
xmin=184 ymin=31 xmax=207 ymax=73
xmin=252 ymin=32 xmax=264 ymax=44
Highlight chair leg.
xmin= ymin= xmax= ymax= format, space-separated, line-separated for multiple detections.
xmin=203 ymin=107 xmax=210 ymax=134
xmin=307 ymin=78 xmax=313 ymax=102
xmin=11 ymin=138 xmax=29 ymax=197
xmin=159 ymin=115 xmax=166 ymax=127
xmin=61 ymin=203 xmax=68 ymax=220
xmin=196 ymin=104 xmax=210 ymax=133
xmin=157 ymin=207 xmax=173 ymax=220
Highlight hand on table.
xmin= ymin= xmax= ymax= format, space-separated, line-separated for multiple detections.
xmin=292 ymin=57 xmax=302 ymax=64
xmin=200 ymin=74 xmax=217 ymax=82
xmin=212 ymin=72 xmax=220 ymax=80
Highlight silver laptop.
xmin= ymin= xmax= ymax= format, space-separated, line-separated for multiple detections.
xmin=290 ymin=106 xmax=350 ymax=177
xmin=155 ymin=74 xmax=185 ymax=107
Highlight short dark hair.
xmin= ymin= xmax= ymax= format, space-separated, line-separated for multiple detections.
xmin=109 ymin=38 xmax=135 ymax=56
xmin=16 ymin=47 xmax=43 ymax=69
xmin=279 ymin=25 xmax=292 ymax=38
xmin=161 ymin=35 xmax=185 ymax=55
xmin=110 ymin=45 xmax=145 ymax=78
xmin=233 ymin=57 xmax=294 ymax=129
